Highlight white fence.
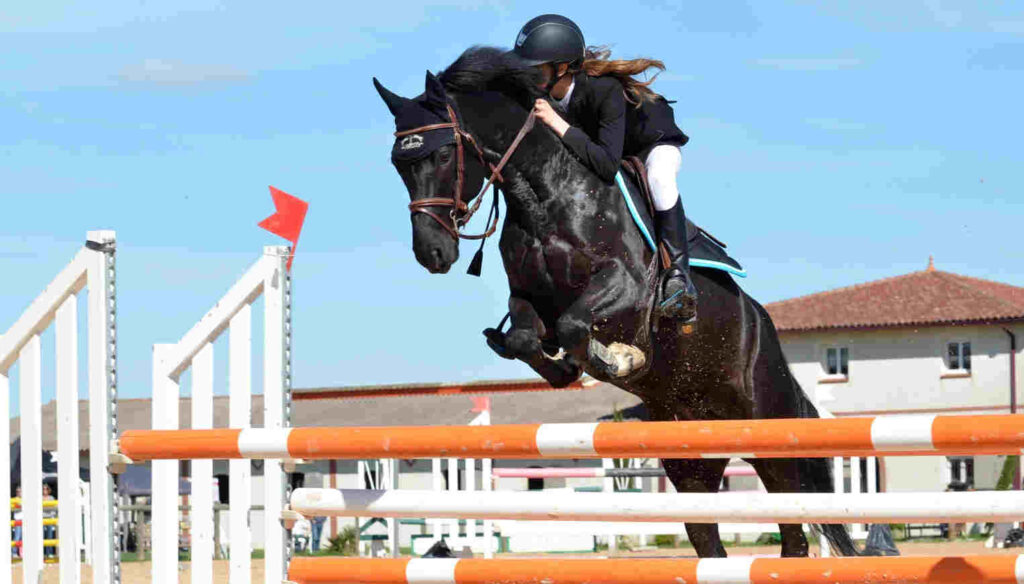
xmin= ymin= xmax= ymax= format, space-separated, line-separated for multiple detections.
xmin=3 ymin=235 xmax=293 ymax=584
xmin=1 ymin=231 xmax=118 ymax=584
xmin=149 ymin=245 xmax=292 ymax=584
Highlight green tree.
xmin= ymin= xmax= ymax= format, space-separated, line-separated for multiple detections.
xmin=996 ymin=456 xmax=1019 ymax=491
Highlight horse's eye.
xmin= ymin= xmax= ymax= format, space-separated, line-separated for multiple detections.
xmin=438 ymin=148 xmax=453 ymax=164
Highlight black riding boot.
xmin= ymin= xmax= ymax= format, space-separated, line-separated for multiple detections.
xmin=654 ymin=199 xmax=698 ymax=322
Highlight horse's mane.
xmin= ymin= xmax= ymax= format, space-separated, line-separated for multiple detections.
xmin=439 ymin=46 xmax=543 ymax=106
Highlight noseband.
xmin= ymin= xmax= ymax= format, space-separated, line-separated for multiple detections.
xmin=395 ymin=103 xmax=536 ymax=241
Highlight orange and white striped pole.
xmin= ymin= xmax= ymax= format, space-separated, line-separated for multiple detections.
xmin=120 ymin=413 xmax=1024 ymax=461
xmin=287 ymin=556 xmax=1024 ymax=584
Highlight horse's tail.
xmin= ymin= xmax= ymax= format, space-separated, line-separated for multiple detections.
xmin=799 ymin=457 xmax=862 ymax=556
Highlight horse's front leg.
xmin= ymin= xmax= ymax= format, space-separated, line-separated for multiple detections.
xmin=555 ymin=262 xmax=646 ymax=379
xmin=484 ymin=296 xmax=583 ymax=388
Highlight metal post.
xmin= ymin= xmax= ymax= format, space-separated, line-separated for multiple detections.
xmin=447 ymin=459 xmax=459 ymax=544
xmin=87 ymin=230 xmax=119 ymax=584
xmin=431 ymin=459 xmax=443 ymax=545
xmin=389 ymin=460 xmax=399 ymax=557
xmin=262 ymin=246 xmax=290 ymax=584
xmin=603 ymin=458 xmax=616 ymax=554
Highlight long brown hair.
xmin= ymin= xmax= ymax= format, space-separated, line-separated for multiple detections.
xmin=579 ymin=46 xmax=665 ymax=108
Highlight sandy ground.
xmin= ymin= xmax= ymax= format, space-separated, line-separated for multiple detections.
xmin=12 ymin=560 xmax=266 ymax=584
xmin=11 ymin=540 xmax=1017 ymax=583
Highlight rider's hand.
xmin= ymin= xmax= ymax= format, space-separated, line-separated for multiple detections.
xmin=534 ymin=99 xmax=571 ymax=138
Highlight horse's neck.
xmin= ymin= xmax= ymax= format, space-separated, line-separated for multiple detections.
xmin=500 ymin=151 xmax=616 ymax=231
xmin=468 ymin=134 xmax=562 ymax=236
xmin=494 ymin=162 xmax=554 ymax=238
xmin=457 ymin=93 xmax=615 ymax=238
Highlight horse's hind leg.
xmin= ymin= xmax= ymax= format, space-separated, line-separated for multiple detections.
xmin=662 ymin=458 xmax=729 ymax=557
xmin=749 ymin=458 xmax=811 ymax=557
xmin=743 ymin=295 xmax=821 ymax=557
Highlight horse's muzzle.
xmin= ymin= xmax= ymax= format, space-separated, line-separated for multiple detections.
xmin=413 ymin=237 xmax=456 ymax=274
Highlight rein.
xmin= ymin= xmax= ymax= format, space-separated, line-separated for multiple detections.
xmin=396 ymin=103 xmax=536 ymax=241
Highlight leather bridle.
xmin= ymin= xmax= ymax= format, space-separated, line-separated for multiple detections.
xmin=395 ymin=102 xmax=536 ymax=241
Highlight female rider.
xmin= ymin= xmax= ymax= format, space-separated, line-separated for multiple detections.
xmin=512 ymin=14 xmax=697 ymax=322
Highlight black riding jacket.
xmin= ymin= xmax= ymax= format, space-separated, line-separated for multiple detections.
xmin=558 ymin=72 xmax=689 ymax=184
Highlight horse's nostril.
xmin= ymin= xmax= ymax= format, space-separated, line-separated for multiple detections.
xmin=431 ymin=248 xmax=443 ymax=265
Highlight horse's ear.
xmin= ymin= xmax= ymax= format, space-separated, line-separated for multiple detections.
xmin=424 ymin=70 xmax=447 ymax=108
xmin=373 ymin=77 xmax=407 ymax=115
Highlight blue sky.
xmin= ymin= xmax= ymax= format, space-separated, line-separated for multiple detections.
xmin=1 ymin=1 xmax=1022 ymax=407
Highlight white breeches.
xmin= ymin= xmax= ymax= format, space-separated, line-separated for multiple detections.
xmin=644 ymin=144 xmax=682 ymax=211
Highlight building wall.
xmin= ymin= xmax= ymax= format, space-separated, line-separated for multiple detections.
xmin=882 ymin=456 xmax=945 ymax=492
xmin=975 ymin=455 xmax=1006 ymax=490
xmin=880 ymin=454 xmax=1005 ymax=492
xmin=780 ymin=323 xmax=1023 ymax=493
xmin=780 ymin=323 xmax=1023 ymax=415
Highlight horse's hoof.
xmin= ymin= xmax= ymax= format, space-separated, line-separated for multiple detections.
xmin=588 ymin=340 xmax=646 ymax=378
xmin=482 ymin=328 xmax=516 ymax=360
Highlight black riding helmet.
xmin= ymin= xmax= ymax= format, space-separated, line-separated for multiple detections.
xmin=512 ymin=14 xmax=585 ymax=68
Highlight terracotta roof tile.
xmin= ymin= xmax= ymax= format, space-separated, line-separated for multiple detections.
xmin=765 ymin=270 xmax=1024 ymax=331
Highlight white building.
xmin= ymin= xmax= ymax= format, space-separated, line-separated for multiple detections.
xmin=765 ymin=260 xmax=1024 ymax=493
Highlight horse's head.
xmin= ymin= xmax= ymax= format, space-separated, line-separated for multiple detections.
xmin=374 ymin=72 xmax=489 ymax=274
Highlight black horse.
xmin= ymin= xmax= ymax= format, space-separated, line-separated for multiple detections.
xmin=374 ymin=47 xmax=859 ymax=557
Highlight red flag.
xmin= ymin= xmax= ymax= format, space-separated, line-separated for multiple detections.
xmin=258 ymin=186 xmax=308 ymax=271
xmin=470 ymin=396 xmax=491 ymax=413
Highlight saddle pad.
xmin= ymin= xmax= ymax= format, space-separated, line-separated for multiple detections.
xmin=614 ymin=170 xmax=746 ymax=278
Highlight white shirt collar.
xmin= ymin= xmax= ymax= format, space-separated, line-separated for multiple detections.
xmin=554 ymin=78 xmax=576 ymax=112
